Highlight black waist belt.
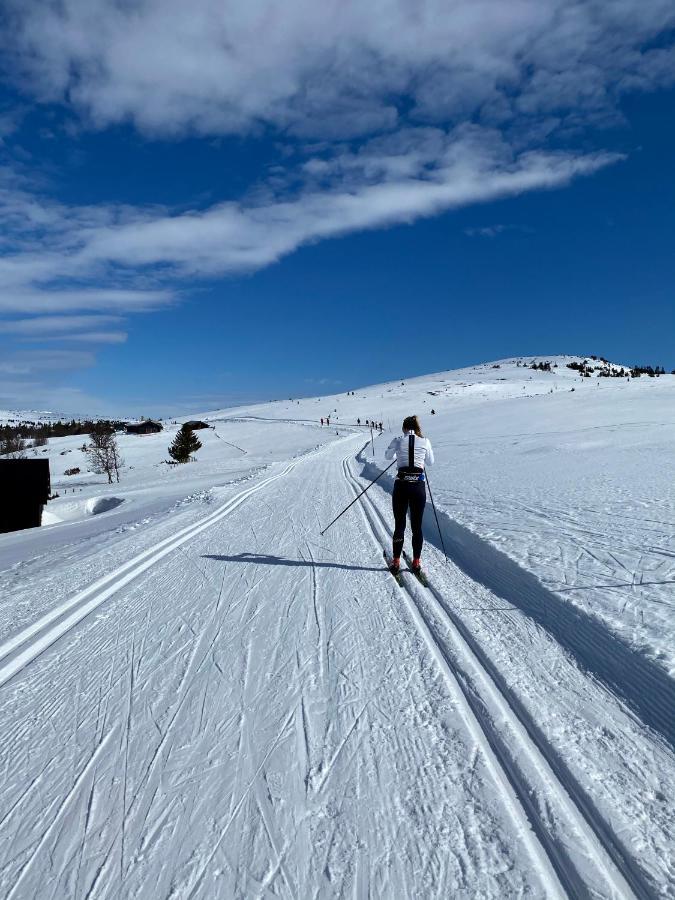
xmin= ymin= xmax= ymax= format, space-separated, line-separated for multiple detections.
xmin=397 ymin=467 xmax=425 ymax=482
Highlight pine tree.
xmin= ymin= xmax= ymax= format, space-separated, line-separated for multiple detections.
xmin=168 ymin=424 xmax=202 ymax=463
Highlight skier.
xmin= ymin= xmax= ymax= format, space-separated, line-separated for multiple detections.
xmin=357 ymin=418 xmax=361 ymax=426
xmin=321 ymin=417 xmax=324 ymax=426
xmin=384 ymin=415 xmax=434 ymax=577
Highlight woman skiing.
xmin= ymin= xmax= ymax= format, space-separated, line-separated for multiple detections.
xmin=384 ymin=415 xmax=434 ymax=576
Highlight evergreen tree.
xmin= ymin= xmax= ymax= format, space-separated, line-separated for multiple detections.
xmin=168 ymin=424 xmax=202 ymax=463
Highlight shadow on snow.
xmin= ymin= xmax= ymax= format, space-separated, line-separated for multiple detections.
xmin=202 ymin=553 xmax=382 ymax=574
xmin=356 ymin=452 xmax=675 ymax=750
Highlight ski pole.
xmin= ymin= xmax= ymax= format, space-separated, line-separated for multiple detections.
xmin=425 ymin=471 xmax=448 ymax=563
xmin=320 ymin=460 xmax=396 ymax=535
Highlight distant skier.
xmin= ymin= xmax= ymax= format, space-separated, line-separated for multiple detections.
xmin=321 ymin=417 xmax=324 ymax=426
xmin=385 ymin=415 xmax=434 ymax=577
xmin=357 ymin=418 xmax=361 ymax=426
xmin=326 ymin=417 xmax=330 ymax=426
xmin=378 ymin=421 xmax=383 ymax=431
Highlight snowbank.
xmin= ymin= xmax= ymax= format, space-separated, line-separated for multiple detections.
xmin=84 ymin=496 xmax=124 ymax=516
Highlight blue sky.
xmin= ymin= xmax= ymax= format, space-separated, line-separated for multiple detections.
xmin=0 ymin=1 xmax=674 ymax=416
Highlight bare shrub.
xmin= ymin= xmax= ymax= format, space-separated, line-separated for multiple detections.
xmin=85 ymin=426 xmax=123 ymax=483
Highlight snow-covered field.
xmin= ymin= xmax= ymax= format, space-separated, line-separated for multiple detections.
xmin=0 ymin=409 xmax=69 ymax=426
xmin=1 ymin=356 xmax=674 ymax=898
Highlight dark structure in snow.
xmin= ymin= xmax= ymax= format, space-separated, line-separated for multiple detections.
xmin=125 ymin=420 xmax=163 ymax=435
xmin=182 ymin=420 xmax=209 ymax=430
xmin=0 ymin=459 xmax=51 ymax=533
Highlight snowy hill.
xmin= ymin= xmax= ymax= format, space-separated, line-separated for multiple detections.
xmin=195 ymin=354 xmax=675 ymax=669
xmin=1 ymin=354 xmax=674 ymax=897
xmin=0 ymin=408 xmax=68 ymax=425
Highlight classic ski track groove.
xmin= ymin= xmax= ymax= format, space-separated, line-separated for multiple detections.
xmin=342 ymin=454 xmax=645 ymax=900
xmin=0 ymin=439 xmax=356 ymax=689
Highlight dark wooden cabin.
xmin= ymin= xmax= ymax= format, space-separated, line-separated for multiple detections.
xmin=0 ymin=459 xmax=51 ymax=533
xmin=183 ymin=420 xmax=209 ymax=430
xmin=125 ymin=420 xmax=163 ymax=435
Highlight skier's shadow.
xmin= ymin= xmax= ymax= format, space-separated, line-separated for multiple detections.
xmin=202 ymin=553 xmax=382 ymax=573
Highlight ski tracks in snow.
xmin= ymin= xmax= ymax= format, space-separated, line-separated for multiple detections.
xmin=1 ymin=436 xmax=673 ymax=897
xmin=342 ymin=455 xmax=660 ymax=899
xmin=0 ymin=460 xmax=301 ymax=691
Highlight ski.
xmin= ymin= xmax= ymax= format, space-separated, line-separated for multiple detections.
xmin=383 ymin=550 xmax=403 ymax=585
xmin=403 ymin=552 xmax=429 ymax=587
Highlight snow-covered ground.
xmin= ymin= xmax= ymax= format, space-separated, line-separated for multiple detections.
xmin=1 ymin=356 xmax=674 ymax=898
xmin=198 ymin=356 xmax=675 ymax=675
xmin=0 ymin=409 xmax=68 ymax=425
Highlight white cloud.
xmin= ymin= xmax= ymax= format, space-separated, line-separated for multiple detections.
xmin=464 ymin=223 xmax=533 ymax=238
xmin=0 ymin=349 xmax=95 ymax=375
xmin=0 ymin=131 xmax=621 ymax=413
xmin=305 ymin=378 xmax=343 ymax=386
xmin=0 ymin=316 xmax=129 ymax=344
xmin=41 ymin=331 xmax=128 ymax=344
xmin=0 ymin=0 xmax=672 ymax=410
xmin=465 ymin=225 xmax=510 ymax=238
xmin=0 ymin=288 xmax=174 ymax=314
xmin=0 ymin=314 xmax=123 ymax=334
xmin=3 ymin=0 xmax=674 ymax=138
xmin=0 ymin=1 xmax=667 ymax=316
xmin=0 ymin=130 xmax=622 ymax=309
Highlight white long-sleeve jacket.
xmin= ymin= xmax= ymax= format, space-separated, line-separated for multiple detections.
xmin=385 ymin=431 xmax=434 ymax=470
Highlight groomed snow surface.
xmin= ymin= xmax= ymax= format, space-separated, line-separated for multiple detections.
xmin=1 ymin=356 xmax=674 ymax=898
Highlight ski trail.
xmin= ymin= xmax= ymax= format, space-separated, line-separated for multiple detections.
xmin=186 ymin=707 xmax=296 ymax=899
xmin=250 ymin=741 xmax=296 ymax=899
xmin=0 ymin=435 xmax=364 ymax=691
xmin=0 ymin=462 xmax=296 ymax=689
xmin=6 ymin=727 xmax=117 ymax=900
xmin=4 ymin=434 xmax=665 ymax=897
xmin=343 ymin=455 xmax=641 ymax=900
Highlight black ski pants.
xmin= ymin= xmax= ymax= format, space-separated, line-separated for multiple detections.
xmin=392 ymin=479 xmax=426 ymax=559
